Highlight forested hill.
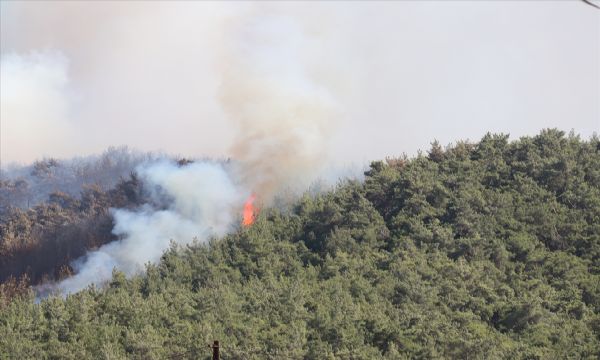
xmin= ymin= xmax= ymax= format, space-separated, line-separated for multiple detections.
xmin=1 ymin=129 xmax=599 ymax=359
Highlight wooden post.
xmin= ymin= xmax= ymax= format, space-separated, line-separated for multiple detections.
xmin=212 ymin=340 xmax=219 ymax=360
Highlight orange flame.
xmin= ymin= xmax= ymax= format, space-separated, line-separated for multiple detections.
xmin=242 ymin=194 xmax=257 ymax=227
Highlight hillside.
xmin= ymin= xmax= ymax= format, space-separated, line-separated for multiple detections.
xmin=0 ymin=147 xmax=156 ymax=284
xmin=1 ymin=129 xmax=599 ymax=359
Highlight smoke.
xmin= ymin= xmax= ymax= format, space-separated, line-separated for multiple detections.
xmin=4 ymin=2 xmax=596 ymax=295
xmin=44 ymin=160 xmax=243 ymax=294
xmin=1 ymin=2 xmax=348 ymax=197
xmin=0 ymin=51 xmax=75 ymax=164
xmin=1 ymin=1 xmax=238 ymax=165
xmin=27 ymin=3 xmax=350 ymax=295
xmin=2 ymin=2 xmax=597 ymax=167
xmin=221 ymin=10 xmax=341 ymax=201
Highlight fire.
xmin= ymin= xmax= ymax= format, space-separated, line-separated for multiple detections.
xmin=242 ymin=193 xmax=257 ymax=227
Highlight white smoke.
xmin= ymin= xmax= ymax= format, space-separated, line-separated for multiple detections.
xmin=33 ymin=4 xmax=346 ymax=296
xmin=48 ymin=161 xmax=244 ymax=294
xmin=0 ymin=51 xmax=75 ymax=164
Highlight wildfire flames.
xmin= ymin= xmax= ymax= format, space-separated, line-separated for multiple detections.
xmin=242 ymin=194 xmax=258 ymax=227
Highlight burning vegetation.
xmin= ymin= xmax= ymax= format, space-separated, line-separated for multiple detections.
xmin=1 ymin=131 xmax=599 ymax=358
xmin=242 ymin=194 xmax=258 ymax=227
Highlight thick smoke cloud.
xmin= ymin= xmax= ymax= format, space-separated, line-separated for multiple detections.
xmin=221 ymin=12 xmax=341 ymax=201
xmin=1 ymin=2 xmax=352 ymax=195
xmin=1 ymin=1 xmax=237 ymax=165
xmin=44 ymin=161 xmax=243 ymax=294
xmin=3 ymin=2 xmax=597 ymax=168
xmin=35 ymin=4 xmax=344 ymax=294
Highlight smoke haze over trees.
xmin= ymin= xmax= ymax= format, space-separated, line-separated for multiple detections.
xmin=1 ymin=130 xmax=599 ymax=358
xmin=1 ymin=1 xmax=599 ymax=358
xmin=0 ymin=146 xmax=160 ymax=211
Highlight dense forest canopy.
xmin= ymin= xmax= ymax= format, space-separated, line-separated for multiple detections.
xmin=1 ymin=129 xmax=599 ymax=359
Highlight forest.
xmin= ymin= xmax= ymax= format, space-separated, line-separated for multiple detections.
xmin=0 ymin=129 xmax=599 ymax=359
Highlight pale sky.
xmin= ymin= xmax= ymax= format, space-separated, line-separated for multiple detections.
xmin=1 ymin=1 xmax=599 ymax=166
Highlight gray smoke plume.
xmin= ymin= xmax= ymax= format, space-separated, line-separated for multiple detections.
xmin=221 ymin=11 xmax=341 ymax=202
xmin=36 ymin=4 xmax=343 ymax=295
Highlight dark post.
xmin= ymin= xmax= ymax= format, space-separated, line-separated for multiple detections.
xmin=212 ymin=340 xmax=220 ymax=360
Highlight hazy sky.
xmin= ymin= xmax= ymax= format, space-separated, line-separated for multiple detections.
xmin=1 ymin=1 xmax=598 ymax=166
